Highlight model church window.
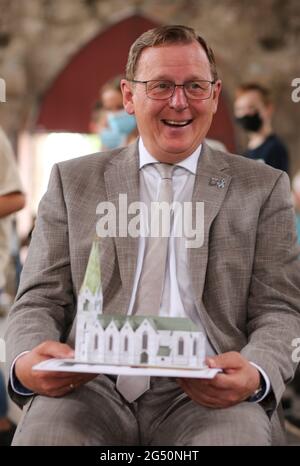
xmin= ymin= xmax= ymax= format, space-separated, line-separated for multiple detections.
xmin=94 ymin=334 xmax=98 ymax=350
xmin=83 ymin=299 xmax=89 ymax=311
xmin=109 ymin=335 xmax=113 ymax=351
xmin=178 ymin=338 xmax=184 ymax=355
xmin=142 ymin=332 xmax=148 ymax=350
xmin=193 ymin=340 xmax=197 ymax=355
xmin=124 ymin=336 xmax=128 ymax=352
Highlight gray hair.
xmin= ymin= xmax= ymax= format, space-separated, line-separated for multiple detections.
xmin=125 ymin=25 xmax=218 ymax=82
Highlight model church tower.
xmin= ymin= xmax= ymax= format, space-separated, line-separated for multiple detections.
xmin=75 ymin=238 xmax=103 ymax=361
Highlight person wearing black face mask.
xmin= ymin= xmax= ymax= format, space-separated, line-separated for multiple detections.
xmin=234 ymin=83 xmax=289 ymax=173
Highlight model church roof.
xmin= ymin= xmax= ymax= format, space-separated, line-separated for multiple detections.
xmin=97 ymin=315 xmax=199 ymax=332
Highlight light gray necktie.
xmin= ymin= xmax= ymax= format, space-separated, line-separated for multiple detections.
xmin=116 ymin=163 xmax=174 ymax=402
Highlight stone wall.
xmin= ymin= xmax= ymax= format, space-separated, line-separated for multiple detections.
xmin=0 ymin=0 xmax=299 ymax=172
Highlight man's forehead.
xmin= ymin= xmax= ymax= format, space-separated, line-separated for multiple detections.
xmin=135 ymin=42 xmax=211 ymax=77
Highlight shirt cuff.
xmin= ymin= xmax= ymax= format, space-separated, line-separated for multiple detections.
xmin=10 ymin=351 xmax=34 ymax=396
xmin=249 ymin=362 xmax=271 ymax=403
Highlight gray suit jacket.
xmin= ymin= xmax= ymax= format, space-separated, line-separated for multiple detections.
xmin=5 ymin=141 xmax=300 ymax=412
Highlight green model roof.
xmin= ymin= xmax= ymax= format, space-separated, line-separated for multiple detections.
xmin=80 ymin=239 xmax=102 ymax=295
xmin=97 ymin=315 xmax=199 ymax=332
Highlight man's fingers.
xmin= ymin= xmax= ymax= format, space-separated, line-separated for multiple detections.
xmin=14 ymin=342 xmax=93 ymax=395
xmin=179 ymin=376 xmax=233 ymax=395
xmin=178 ymin=378 xmax=237 ymax=408
xmin=34 ymin=370 xmax=91 ymax=381
xmin=45 ymin=384 xmax=75 ymax=398
xmin=34 ymin=374 xmax=79 ymax=385
xmin=34 ymin=372 xmax=96 ymax=387
xmin=34 ymin=373 xmax=96 ymax=396
xmin=178 ymin=374 xmax=233 ymax=391
xmin=35 ymin=341 xmax=74 ymax=359
xmin=209 ymin=373 xmax=239 ymax=390
xmin=206 ymin=351 xmax=244 ymax=371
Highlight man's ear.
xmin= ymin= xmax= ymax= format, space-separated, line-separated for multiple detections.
xmin=212 ymin=79 xmax=222 ymax=114
xmin=121 ymin=79 xmax=135 ymax=115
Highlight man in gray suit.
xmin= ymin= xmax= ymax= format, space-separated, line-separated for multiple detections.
xmin=5 ymin=25 xmax=300 ymax=445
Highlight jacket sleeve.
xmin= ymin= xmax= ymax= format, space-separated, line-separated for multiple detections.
xmin=4 ymin=164 xmax=75 ymax=406
xmin=241 ymin=171 xmax=300 ymax=412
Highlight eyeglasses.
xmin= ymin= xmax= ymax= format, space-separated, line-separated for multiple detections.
xmin=128 ymin=79 xmax=216 ymax=100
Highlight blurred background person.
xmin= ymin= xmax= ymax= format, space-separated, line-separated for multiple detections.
xmin=234 ymin=83 xmax=289 ymax=173
xmin=100 ymin=75 xmax=124 ymax=111
xmin=0 ymin=127 xmax=25 ymax=315
xmin=0 ymin=126 xmax=25 ymax=445
xmin=89 ymin=100 xmax=106 ymax=134
xmin=92 ymin=76 xmax=138 ymax=150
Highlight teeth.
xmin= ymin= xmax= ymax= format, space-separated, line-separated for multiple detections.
xmin=164 ymin=120 xmax=190 ymax=126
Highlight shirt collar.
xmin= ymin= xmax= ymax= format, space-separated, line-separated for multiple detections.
xmin=138 ymin=137 xmax=201 ymax=175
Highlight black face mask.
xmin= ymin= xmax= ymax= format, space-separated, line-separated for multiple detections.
xmin=235 ymin=112 xmax=263 ymax=132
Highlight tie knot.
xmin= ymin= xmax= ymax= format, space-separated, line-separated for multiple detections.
xmin=155 ymin=163 xmax=174 ymax=180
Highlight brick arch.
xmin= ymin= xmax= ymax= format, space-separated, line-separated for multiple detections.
xmin=35 ymin=14 xmax=236 ymax=152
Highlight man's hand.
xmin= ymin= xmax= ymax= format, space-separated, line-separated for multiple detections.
xmin=15 ymin=341 xmax=96 ymax=397
xmin=177 ymin=351 xmax=261 ymax=409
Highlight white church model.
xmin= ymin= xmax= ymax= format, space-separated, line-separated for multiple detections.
xmin=75 ymin=239 xmax=206 ymax=369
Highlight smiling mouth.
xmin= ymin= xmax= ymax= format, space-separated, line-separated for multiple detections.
xmin=162 ymin=119 xmax=193 ymax=127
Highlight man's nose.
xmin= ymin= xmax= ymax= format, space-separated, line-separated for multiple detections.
xmin=169 ymin=86 xmax=188 ymax=110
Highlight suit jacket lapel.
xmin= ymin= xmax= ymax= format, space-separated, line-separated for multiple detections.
xmin=104 ymin=143 xmax=140 ymax=314
xmin=189 ymin=142 xmax=232 ymax=310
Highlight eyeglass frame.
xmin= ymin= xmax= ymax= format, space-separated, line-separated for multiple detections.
xmin=127 ymin=79 xmax=216 ymax=101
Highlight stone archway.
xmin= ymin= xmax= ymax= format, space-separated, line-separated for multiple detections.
xmin=34 ymin=14 xmax=236 ymax=151
xmin=35 ymin=15 xmax=160 ymax=134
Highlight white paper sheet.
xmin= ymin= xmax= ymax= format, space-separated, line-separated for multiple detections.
xmin=33 ymin=358 xmax=221 ymax=379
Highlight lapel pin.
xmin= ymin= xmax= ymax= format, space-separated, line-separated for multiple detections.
xmin=209 ymin=177 xmax=218 ymax=186
xmin=209 ymin=177 xmax=225 ymax=189
xmin=217 ymin=178 xmax=225 ymax=189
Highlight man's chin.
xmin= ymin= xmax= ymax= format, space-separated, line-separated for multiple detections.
xmin=156 ymin=146 xmax=196 ymax=163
